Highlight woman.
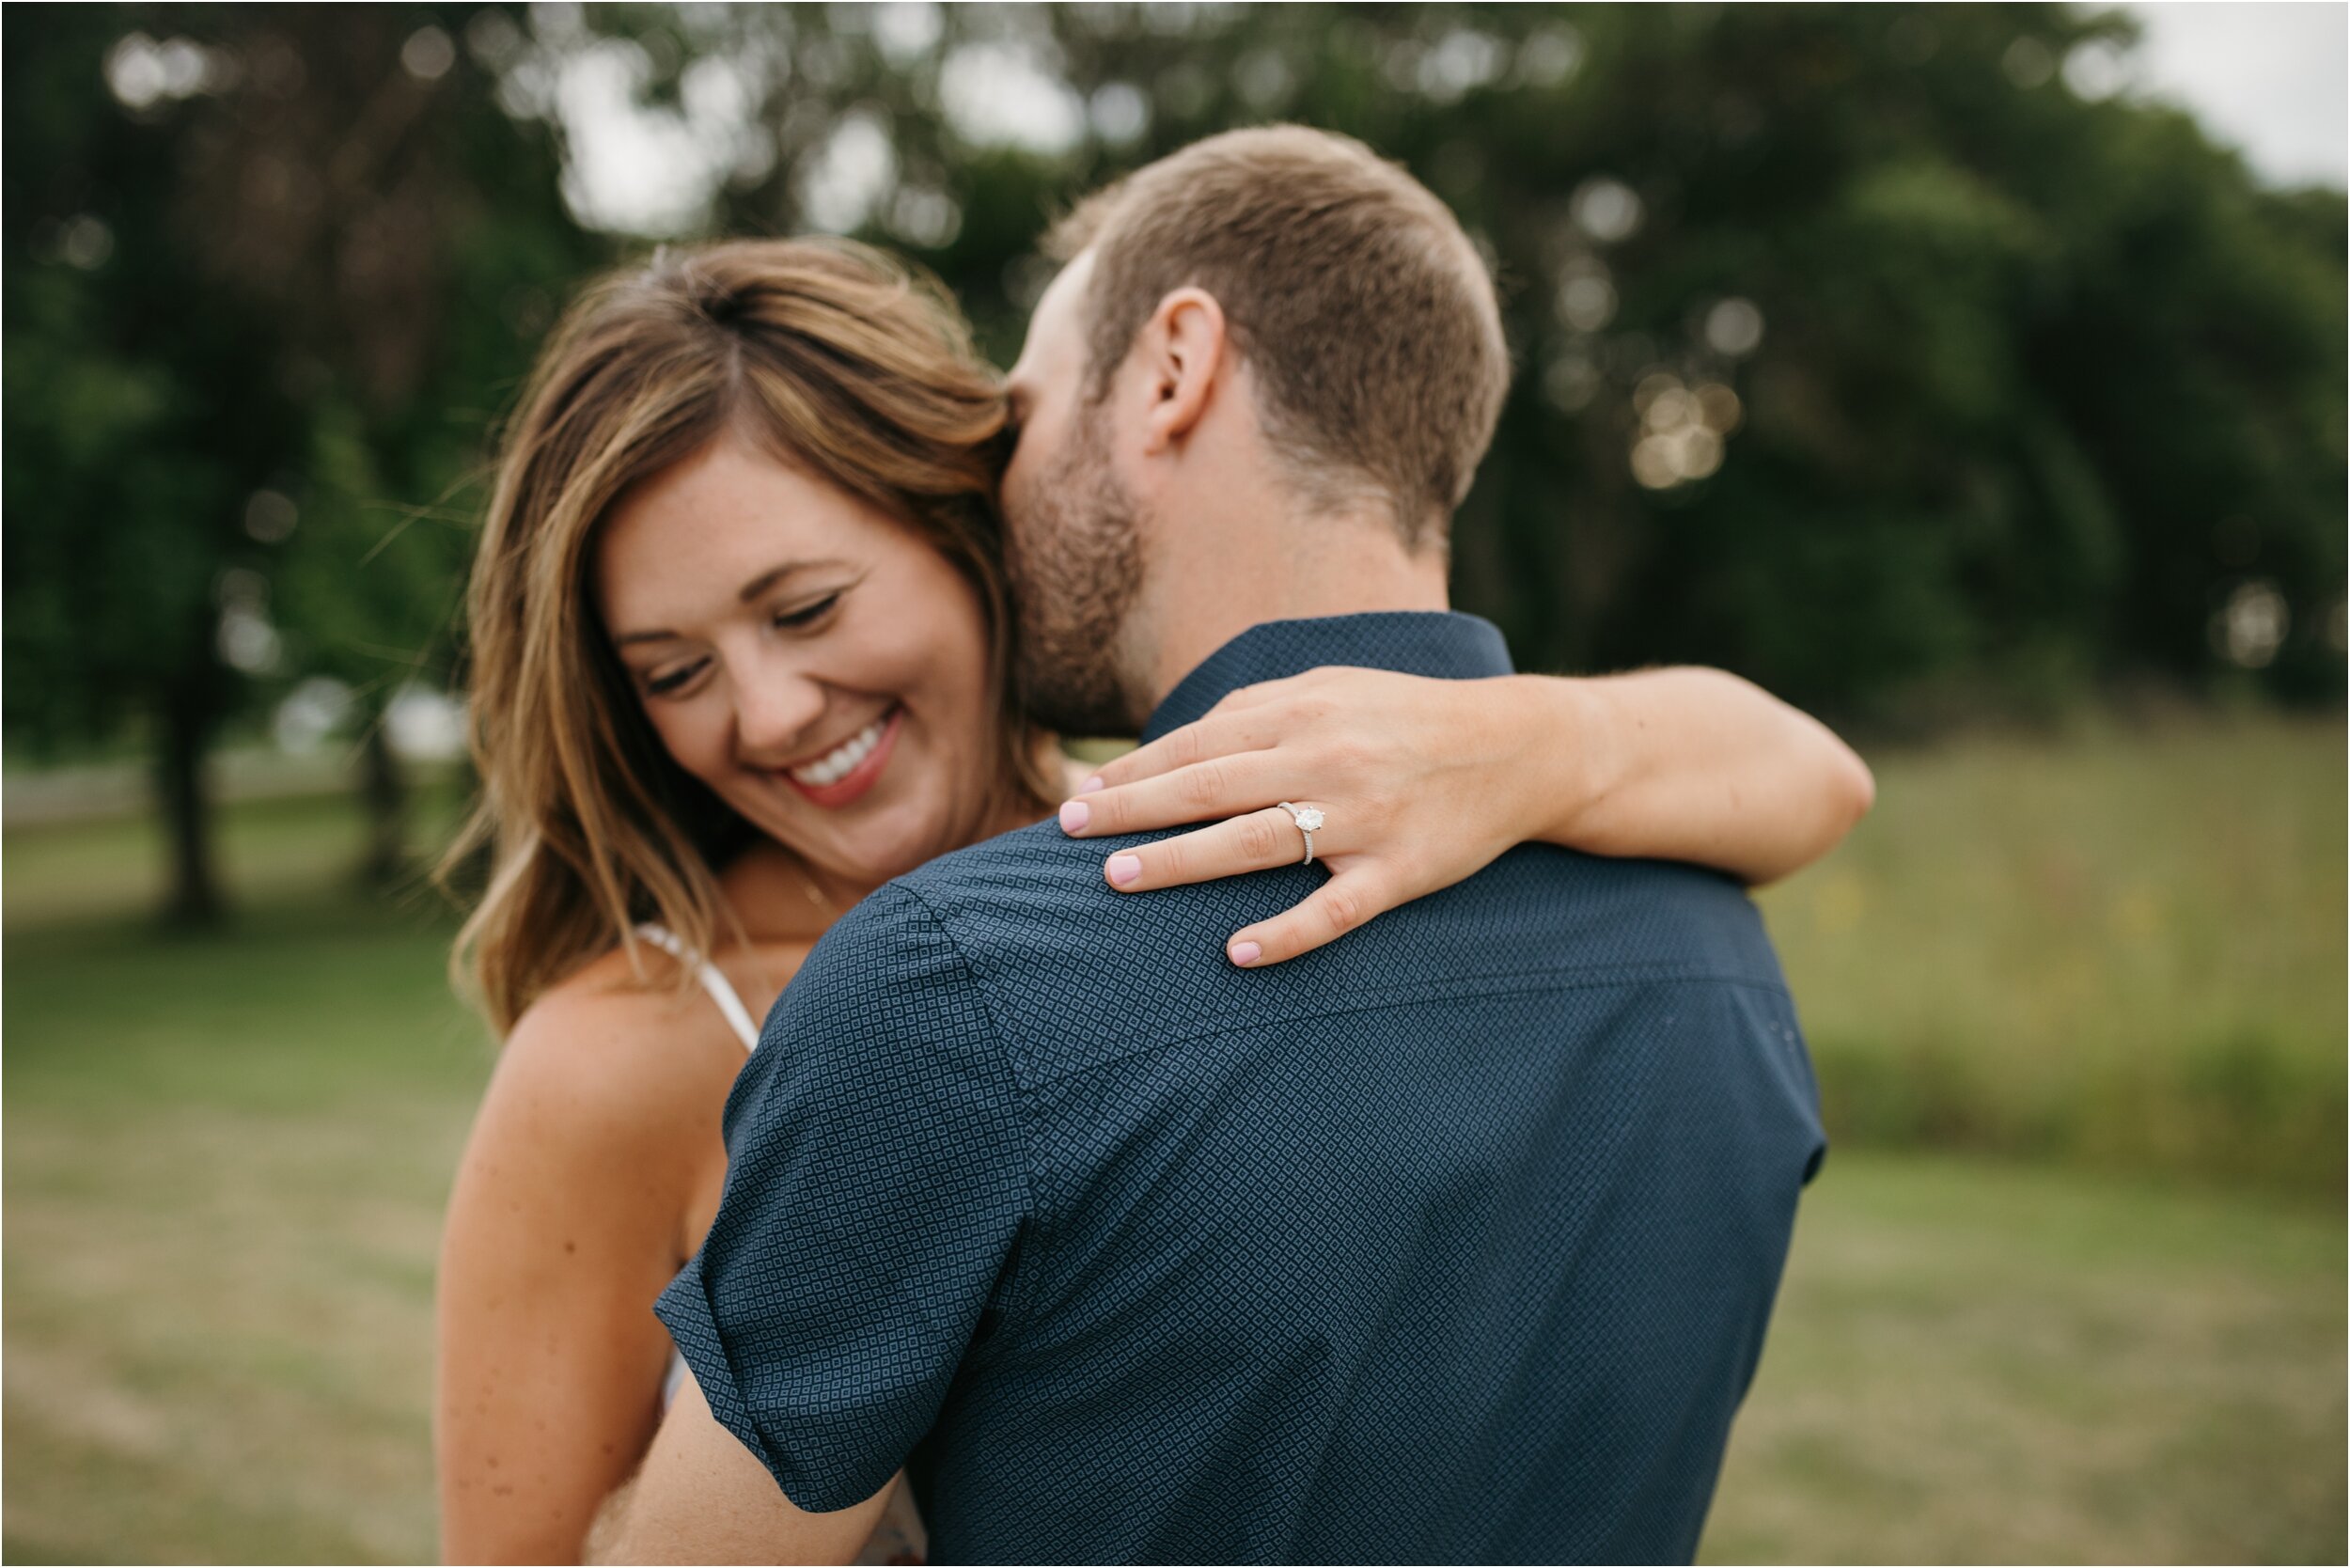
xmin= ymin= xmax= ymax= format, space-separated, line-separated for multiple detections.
xmin=434 ymin=237 xmax=1871 ymax=1563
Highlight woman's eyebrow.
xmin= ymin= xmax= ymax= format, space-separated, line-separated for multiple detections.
xmin=738 ymin=558 xmax=849 ymax=604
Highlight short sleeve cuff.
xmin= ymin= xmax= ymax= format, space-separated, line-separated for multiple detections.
xmin=653 ymin=1253 xmax=785 ymax=1482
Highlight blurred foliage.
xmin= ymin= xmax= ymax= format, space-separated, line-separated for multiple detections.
xmin=4 ymin=4 xmax=2344 ymax=919
xmin=4 ymin=5 xmax=603 ymax=914
xmin=566 ymin=2 xmax=2345 ymax=717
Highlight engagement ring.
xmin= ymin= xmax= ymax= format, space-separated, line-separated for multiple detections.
xmin=1277 ymin=802 xmax=1324 ymax=867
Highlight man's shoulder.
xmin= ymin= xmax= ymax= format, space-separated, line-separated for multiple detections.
xmin=876 ymin=817 xmax=1786 ymax=984
xmin=881 ymin=815 xmax=1120 ymax=936
xmin=896 ymin=813 xmax=1099 ymax=886
xmin=861 ymin=824 xmax=1787 ymax=1075
xmin=783 ymin=819 xmax=1095 ymax=1011
xmin=736 ymin=864 xmax=1018 ymax=1121
xmin=870 ymin=816 xmax=1295 ymax=1049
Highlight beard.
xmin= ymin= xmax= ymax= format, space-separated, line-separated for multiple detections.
xmin=1003 ymin=415 xmax=1150 ymax=737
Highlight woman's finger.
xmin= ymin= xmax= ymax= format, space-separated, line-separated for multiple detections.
xmin=1198 ymin=670 xmax=1321 ymax=715
xmin=1225 ymin=870 xmax=1393 ymax=967
xmin=1076 ymin=690 xmax=1299 ymax=793
xmin=1098 ymin=808 xmax=1303 ymax=892
xmin=1060 ymin=753 xmax=1287 ymax=837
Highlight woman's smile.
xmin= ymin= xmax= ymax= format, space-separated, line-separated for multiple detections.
xmin=772 ymin=703 xmax=903 ymax=808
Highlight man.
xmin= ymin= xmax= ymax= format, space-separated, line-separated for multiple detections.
xmin=601 ymin=126 xmax=1825 ymax=1564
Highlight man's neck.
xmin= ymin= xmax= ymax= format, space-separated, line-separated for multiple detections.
xmin=1140 ymin=506 xmax=1451 ymax=712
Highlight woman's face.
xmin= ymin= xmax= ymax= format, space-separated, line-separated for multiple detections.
xmin=596 ymin=431 xmax=1000 ymax=896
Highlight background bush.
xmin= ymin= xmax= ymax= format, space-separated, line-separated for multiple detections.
xmin=6 ymin=3 xmax=2344 ymax=919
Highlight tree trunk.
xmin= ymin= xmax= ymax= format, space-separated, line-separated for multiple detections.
xmin=156 ymin=683 xmax=225 ymax=927
xmin=359 ymin=712 xmax=409 ymax=888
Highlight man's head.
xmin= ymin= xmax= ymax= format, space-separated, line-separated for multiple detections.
xmin=1001 ymin=125 xmax=1511 ymax=734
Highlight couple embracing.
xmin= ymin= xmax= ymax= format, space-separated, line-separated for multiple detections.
xmin=437 ymin=126 xmax=1864 ymax=1565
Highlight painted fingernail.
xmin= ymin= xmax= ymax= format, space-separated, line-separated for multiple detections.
xmin=1229 ymin=940 xmax=1262 ymax=966
xmin=1059 ymin=800 xmax=1090 ymax=833
xmin=1079 ymin=775 xmax=1105 ymax=794
xmin=1106 ymin=854 xmax=1142 ymax=886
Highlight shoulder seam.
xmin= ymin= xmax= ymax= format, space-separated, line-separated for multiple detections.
xmin=882 ymin=879 xmax=1051 ymax=1327
xmin=1008 ymin=966 xmax=1797 ymax=1092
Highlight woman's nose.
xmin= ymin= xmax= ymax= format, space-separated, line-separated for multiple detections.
xmin=731 ymin=665 xmax=827 ymax=762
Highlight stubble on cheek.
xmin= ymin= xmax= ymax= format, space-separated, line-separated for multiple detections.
xmin=1006 ymin=430 xmax=1149 ymax=738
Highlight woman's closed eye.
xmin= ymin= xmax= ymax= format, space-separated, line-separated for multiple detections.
xmin=643 ymin=658 xmax=710 ymax=698
xmin=635 ymin=593 xmax=847 ymax=698
xmin=771 ymin=591 xmax=842 ymax=632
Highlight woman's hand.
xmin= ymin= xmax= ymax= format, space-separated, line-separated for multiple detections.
xmin=1055 ymin=663 xmax=1873 ymax=968
xmin=1056 ymin=666 xmax=1558 ymax=967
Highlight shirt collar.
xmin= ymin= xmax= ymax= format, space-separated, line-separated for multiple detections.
xmin=1141 ymin=612 xmax=1516 ymax=743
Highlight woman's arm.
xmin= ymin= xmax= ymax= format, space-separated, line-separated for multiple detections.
xmin=435 ymin=985 xmax=718 ymax=1563
xmin=1512 ymin=666 xmax=1874 ymax=884
xmin=1055 ymin=665 xmax=1873 ymax=967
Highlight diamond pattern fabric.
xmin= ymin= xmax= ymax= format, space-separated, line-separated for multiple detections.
xmin=657 ymin=612 xmax=1826 ymax=1564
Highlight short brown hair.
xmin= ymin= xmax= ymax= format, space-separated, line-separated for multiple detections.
xmin=447 ymin=238 xmax=1043 ymax=1032
xmin=1046 ymin=126 xmax=1510 ymax=550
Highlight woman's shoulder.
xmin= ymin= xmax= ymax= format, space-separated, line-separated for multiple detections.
xmin=522 ymin=939 xmax=735 ymax=1043
xmin=490 ymin=942 xmax=754 ymax=1150
xmin=448 ymin=943 xmax=752 ymax=1265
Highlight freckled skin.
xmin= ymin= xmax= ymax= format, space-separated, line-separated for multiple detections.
xmin=439 ymin=941 xmax=798 ymax=1562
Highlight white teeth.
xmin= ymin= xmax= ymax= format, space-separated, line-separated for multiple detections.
xmin=787 ymin=713 xmax=890 ymax=788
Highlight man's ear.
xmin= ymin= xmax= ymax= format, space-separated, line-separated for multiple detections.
xmin=1137 ymin=287 xmax=1227 ymax=455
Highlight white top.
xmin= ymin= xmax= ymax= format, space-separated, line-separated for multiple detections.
xmin=637 ymin=921 xmax=758 ymax=1410
xmin=634 ymin=922 xmax=760 ymax=1053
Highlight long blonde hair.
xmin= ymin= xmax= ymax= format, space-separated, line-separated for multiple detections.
xmin=446 ymin=238 xmax=1042 ymax=1033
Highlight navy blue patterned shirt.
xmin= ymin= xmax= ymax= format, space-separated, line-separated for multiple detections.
xmin=658 ymin=612 xmax=1825 ymax=1564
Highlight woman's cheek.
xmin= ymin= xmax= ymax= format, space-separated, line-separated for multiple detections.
xmin=650 ymin=700 xmax=726 ymax=786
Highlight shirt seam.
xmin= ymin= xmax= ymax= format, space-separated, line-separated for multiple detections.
xmin=887 ymin=879 xmax=1053 ymax=1329
xmin=957 ymin=957 xmax=1793 ymax=1095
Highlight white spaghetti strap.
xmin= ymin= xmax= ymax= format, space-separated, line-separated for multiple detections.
xmin=634 ymin=923 xmax=761 ymax=1053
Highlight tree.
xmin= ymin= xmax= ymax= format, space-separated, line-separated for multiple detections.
xmin=529 ymin=2 xmax=2344 ymax=719
xmin=5 ymin=8 xmax=308 ymax=921
xmin=3 ymin=6 xmax=601 ymax=917
xmin=8 ymin=4 xmax=2341 ymax=932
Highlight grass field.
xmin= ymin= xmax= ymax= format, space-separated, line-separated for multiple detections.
xmin=1760 ymin=711 xmax=2346 ymax=1195
xmin=4 ymin=714 xmax=2343 ymax=1562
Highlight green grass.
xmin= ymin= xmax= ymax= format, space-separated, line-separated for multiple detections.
xmin=7 ymin=796 xmax=491 ymax=1563
xmin=1703 ymin=1155 xmax=2344 ymax=1564
xmin=4 ymin=715 xmax=2343 ymax=1562
xmin=1759 ymin=712 xmax=2346 ymax=1195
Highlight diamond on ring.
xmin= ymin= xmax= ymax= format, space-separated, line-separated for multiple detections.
xmin=1277 ymin=802 xmax=1324 ymax=868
